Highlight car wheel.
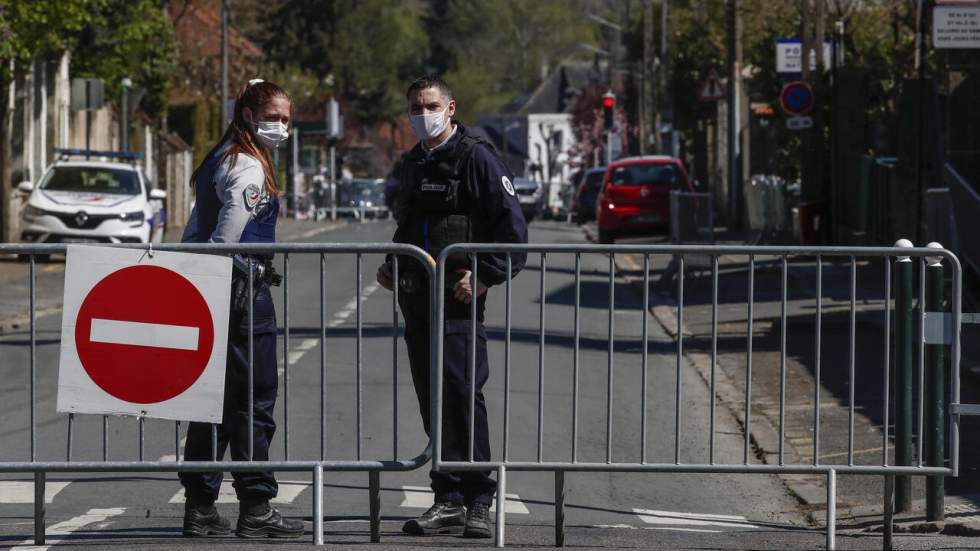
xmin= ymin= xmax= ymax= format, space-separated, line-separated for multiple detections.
xmin=598 ymin=229 xmax=614 ymax=244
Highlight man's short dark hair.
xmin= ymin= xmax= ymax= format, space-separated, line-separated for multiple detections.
xmin=406 ymin=75 xmax=453 ymax=101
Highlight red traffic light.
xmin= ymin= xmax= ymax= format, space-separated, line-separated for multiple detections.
xmin=601 ymin=95 xmax=615 ymax=109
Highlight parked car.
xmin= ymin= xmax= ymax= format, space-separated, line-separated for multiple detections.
xmin=595 ymin=156 xmax=692 ymax=244
xmin=19 ymin=152 xmax=166 ymax=247
xmin=337 ymin=178 xmax=389 ymax=219
xmin=575 ymin=166 xmax=607 ymax=224
xmin=512 ymin=177 xmax=543 ymax=221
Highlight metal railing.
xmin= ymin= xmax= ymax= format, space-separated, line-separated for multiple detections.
xmin=0 ymin=242 xmax=437 ymax=546
xmin=434 ymin=243 xmax=966 ymax=550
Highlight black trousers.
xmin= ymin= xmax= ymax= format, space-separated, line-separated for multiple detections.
xmin=179 ymin=282 xmax=279 ymax=505
xmin=400 ymin=289 xmax=496 ymax=507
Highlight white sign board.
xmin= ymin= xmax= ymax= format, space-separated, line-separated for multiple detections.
xmin=57 ymin=246 xmax=232 ymax=422
xmin=786 ymin=116 xmax=814 ymax=131
xmin=934 ymin=6 xmax=980 ymax=49
xmin=776 ymin=39 xmax=834 ymax=75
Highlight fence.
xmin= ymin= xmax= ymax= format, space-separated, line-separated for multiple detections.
xmin=434 ymin=242 xmax=972 ymax=550
xmin=0 ymin=242 xmax=436 ymax=546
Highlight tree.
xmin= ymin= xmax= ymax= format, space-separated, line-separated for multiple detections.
xmin=71 ymin=0 xmax=178 ymax=120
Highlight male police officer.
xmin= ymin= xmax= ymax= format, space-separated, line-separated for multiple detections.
xmin=377 ymin=76 xmax=527 ymax=538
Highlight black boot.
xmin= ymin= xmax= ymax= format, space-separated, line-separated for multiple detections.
xmin=402 ymin=501 xmax=466 ymax=535
xmin=463 ymin=502 xmax=492 ymax=539
xmin=182 ymin=499 xmax=231 ymax=537
xmin=236 ymin=499 xmax=304 ymax=539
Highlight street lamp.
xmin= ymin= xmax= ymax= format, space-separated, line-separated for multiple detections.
xmin=120 ymin=78 xmax=133 ymax=152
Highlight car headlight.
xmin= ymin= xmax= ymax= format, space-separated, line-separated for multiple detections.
xmin=119 ymin=211 xmax=145 ymax=223
xmin=23 ymin=205 xmax=47 ymax=219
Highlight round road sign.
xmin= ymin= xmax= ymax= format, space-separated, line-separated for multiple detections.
xmin=75 ymin=265 xmax=215 ymax=404
xmin=779 ymin=82 xmax=815 ymax=115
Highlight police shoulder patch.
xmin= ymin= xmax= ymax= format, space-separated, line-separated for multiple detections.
xmin=501 ymin=176 xmax=515 ymax=196
xmin=243 ymin=184 xmax=261 ymax=210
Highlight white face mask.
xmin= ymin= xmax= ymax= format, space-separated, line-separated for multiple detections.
xmin=253 ymin=120 xmax=289 ymax=149
xmin=410 ymin=106 xmax=450 ymax=141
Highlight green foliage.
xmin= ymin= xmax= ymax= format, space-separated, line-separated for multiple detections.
xmin=71 ymin=0 xmax=177 ymax=120
xmin=440 ymin=0 xmax=598 ymax=122
xmin=0 ymin=0 xmax=102 ymax=85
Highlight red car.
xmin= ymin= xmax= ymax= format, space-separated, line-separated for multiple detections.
xmin=595 ymin=156 xmax=693 ymax=244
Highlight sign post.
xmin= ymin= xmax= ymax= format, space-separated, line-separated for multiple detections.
xmin=57 ymin=246 xmax=232 ymax=422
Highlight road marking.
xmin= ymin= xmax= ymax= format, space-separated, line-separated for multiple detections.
xmin=12 ymin=507 xmax=125 ymax=550
xmin=89 ymin=319 xmax=199 ymax=350
xmin=278 ymin=283 xmax=380 ymax=376
xmin=157 ymin=436 xmax=187 ymax=463
xmin=169 ymin=480 xmax=309 ymax=504
xmin=593 ymin=523 xmax=720 ymax=533
xmin=294 ymin=222 xmax=344 ymax=240
xmin=818 ymin=447 xmax=884 ymax=461
xmin=633 ymin=508 xmax=758 ymax=529
xmin=0 ymin=481 xmax=72 ymax=504
xmin=399 ymin=485 xmax=529 ymax=515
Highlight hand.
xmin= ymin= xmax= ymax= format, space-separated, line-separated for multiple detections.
xmin=376 ymin=262 xmax=394 ymax=291
xmin=453 ymin=269 xmax=488 ymax=304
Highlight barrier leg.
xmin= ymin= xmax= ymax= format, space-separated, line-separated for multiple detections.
xmin=313 ymin=464 xmax=323 ymax=546
xmin=555 ymin=471 xmax=565 ymax=547
xmin=827 ymin=469 xmax=836 ymax=550
xmin=884 ymin=474 xmax=894 ymax=551
xmin=34 ymin=471 xmax=45 ymax=545
xmin=495 ymin=466 xmax=506 ymax=548
xmin=369 ymin=471 xmax=381 ymax=543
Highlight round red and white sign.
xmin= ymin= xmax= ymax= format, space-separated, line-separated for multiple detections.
xmin=74 ymin=265 xmax=215 ymax=404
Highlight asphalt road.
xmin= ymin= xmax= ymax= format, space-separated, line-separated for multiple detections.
xmin=0 ymin=218 xmax=976 ymax=550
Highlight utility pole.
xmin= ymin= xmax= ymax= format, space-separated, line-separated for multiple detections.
xmin=642 ymin=0 xmax=654 ymax=154
xmin=221 ymin=0 xmax=230 ymax=128
xmin=660 ymin=0 xmax=672 ymax=155
xmin=727 ymin=0 xmax=742 ymax=228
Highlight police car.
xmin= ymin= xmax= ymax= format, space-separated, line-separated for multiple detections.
xmin=18 ymin=149 xmax=166 ymax=246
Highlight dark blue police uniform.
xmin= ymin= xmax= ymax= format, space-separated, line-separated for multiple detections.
xmin=179 ymin=148 xmax=280 ymax=506
xmin=393 ymin=124 xmax=528 ymax=507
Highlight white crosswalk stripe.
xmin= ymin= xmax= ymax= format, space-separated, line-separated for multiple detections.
xmin=0 ymin=481 xmax=72 ymax=504
xmin=632 ymin=508 xmax=758 ymax=531
xmin=168 ymin=480 xmax=309 ymax=504
xmin=398 ymin=485 xmax=530 ymax=514
xmin=11 ymin=507 xmax=125 ymax=550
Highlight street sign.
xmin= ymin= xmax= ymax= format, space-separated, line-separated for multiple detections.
xmin=786 ymin=116 xmax=814 ymax=130
xmin=776 ymin=38 xmax=834 ymax=76
xmin=779 ymin=82 xmax=815 ymax=116
xmin=698 ymin=69 xmax=725 ymax=102
xmin=57 ymin=246 xmax=232 ymax=422
xmin=934 ymin=5 xmax=980 ymax=49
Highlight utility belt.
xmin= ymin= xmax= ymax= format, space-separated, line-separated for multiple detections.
xmin=232 ymin=256 xmax=281 ymax=313
xmin=397 ymin=262 xmax=468 ymax=296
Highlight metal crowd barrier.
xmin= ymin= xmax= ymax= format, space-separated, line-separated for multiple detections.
xmin=0 ymin=242 xmax=437 ymax=546
xmin=434 ymin=243 xmax=967 ymax=550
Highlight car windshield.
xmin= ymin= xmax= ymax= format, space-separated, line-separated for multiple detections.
xmin=610 ymin=163 xmax=679 ymax=187
xmin=40 ymin=166 xmax=141 ymax=195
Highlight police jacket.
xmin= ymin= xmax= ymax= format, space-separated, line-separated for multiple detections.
xmin=392 ymin=124 xmax=528 ymax=287
xmin=181 ymin=142 xmax=279 ymax=246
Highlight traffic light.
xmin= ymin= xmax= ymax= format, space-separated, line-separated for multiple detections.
xmin=601 ymin=91 xmax=616 ymax=131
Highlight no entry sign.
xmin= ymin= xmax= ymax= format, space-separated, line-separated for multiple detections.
xmin=57 ymin=246 xmax=232 ymax=422
xmin=779 ymin=81 xmax=815 ymax=116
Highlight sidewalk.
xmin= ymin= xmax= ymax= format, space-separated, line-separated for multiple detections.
xmin=582 ymin=223 xmax=980 ymax=536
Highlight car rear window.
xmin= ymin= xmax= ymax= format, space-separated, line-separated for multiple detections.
xmin=585 ymin=171 xmax=605 ymax=188
xmin=610 ymin=163 xmax=679 ymax=187
xmin=40 ymin=166 xmax=141 ymax=195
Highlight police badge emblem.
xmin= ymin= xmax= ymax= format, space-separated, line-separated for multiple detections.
xmin=243 ymin=184 xmax=261 ymax=210
xmin=501 ymin=176 xmax=515 ymax=196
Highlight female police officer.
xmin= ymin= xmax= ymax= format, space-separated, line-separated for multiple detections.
xmin=177 ymin=79 xmax=303 ymax=539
